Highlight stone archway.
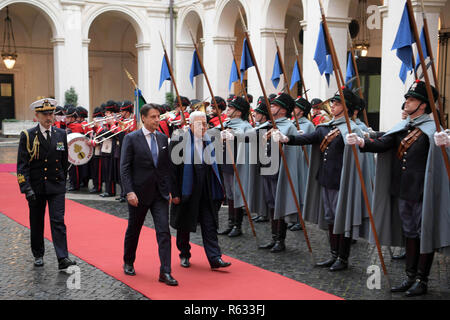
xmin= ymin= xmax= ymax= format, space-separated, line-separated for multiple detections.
xmin=0 ymin=2 xmax=61 ymax=121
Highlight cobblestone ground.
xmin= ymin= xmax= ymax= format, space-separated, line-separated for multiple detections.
xmin=73 ymin=196 xmax=450 ymax=300
xmin=0 ymin=214 xmax=147 ymax=300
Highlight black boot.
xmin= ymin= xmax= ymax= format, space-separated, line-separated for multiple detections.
xmin=391 ymin=238 xmax=420 ymax=292
xmin=228 ymin=208 xmax=243 ymax=237
xmin=259 ymin=209 xmax=277 ymax=249
xmin=329 ymin=235 xmax=351 ymax=272
xmin=218 ymin=199 xmax=234 ymax=235
xmin=271 ymin=219 xmax=287 ymax=253
xmin=405 ymin=251 xmax=434 ymax=297
xmin=316 ymin=225 xmax=339 ymax=268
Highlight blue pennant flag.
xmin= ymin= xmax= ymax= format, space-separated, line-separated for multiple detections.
xmin=314 ymin=23 xmax=329 ymax=75
xmin=345 ymin=52 xmax=355 ymax=89
xmin=415 ymin=26 xmax=429 ymax=71
xmin=324 ymin=55 xmax=333 ymax=86
xmin=190 ymin=50 xmax=203 ymax=87
xmin=240 ymin=38 xmax=254 ymax=82
xmin=271 ymin=52 xmax=283 ymax=89
xmin=159 ymin=55 xmax=171 ymax=90
xmin=391 ymin=2 xmax=415 ymax=82
xmin=229 ymin=59 xmax=239 ymax=91
xmin=399 ymin=63 xmax=411 ymax=83
xmin=290 ymin=60 xmax=301 ymax=90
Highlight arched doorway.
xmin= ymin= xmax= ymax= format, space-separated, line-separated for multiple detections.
xmin=86 ymin=10 xmax=139 ymax=116
xmin=0 ymin=2 xmax=58 ymax=122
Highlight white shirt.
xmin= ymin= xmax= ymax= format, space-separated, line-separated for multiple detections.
xmin=193 ymin=135 xmax=204 ymax=163
xmin=141 ymin=126 xmax=158 ymax=156
xmin=39 ymin=123 xmax=51 ymax=139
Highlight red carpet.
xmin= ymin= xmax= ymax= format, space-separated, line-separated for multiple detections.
xmin=0 ymin=163 xmax=16 ymax=172
xmin=0 ymin=172 xmax=341 ymax=300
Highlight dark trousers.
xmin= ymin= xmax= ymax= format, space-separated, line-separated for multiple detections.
xmin=68 ymin=165 xmax=80 ymax=189
xmin=90 ymin=156 xmax=102 ymax=191
xmin=28 ymin=193 xmax=68 ymax=260
xmin=123 ymin=195 xmax=171 ymax=273
xmin=102 ymin=155 xmax=116 ymax=195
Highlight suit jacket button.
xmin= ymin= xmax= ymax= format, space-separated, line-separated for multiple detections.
xmin=56 ymin=159 xmax=59 ymax=162
xmin=44 ymin=159 xmax=48 ymax=162
xmin=44 ymin=177 xmax=47 ymax=180
xmin=404 ymin=152 xmax=407 ymax=155
xmin=44 ymin=168 xmax=47 ymax=171
xmin=402 ymin=167 xmax=406 ymax=171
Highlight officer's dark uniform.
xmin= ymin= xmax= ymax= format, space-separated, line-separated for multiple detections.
xmin=360 ymin=81 xmax=439 ymax=296
xmin=16 ymin=98 xmax=76 ymax=269
xmin=285 ymin=88 xmax=360 ymax=271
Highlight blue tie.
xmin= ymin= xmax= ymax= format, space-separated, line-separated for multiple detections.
xmin=150 ymin=133 xmax=158 ymax=167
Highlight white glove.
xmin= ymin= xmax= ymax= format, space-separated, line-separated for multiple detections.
xmin=220 ymin=130 xmax=234 ymax=141
xmin=434 ymin=131 xmax=450 ymax=147
xmin=363 ymin=131 xmax=370 ymax=139
xmin=346 ymin=133 xmax=365 ymax=147
xmin=271 ymin=129 xmax=289 ymax=143
xmin=297 ymin=129 xmax=304 ymax=135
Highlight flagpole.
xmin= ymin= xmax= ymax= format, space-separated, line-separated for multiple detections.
xmin=188 ymin=29 xmax=260 ymax=245
xmin=271 ymin=31 xmax=310 ymax=167
xmin=317 ymin=0 xmax=391 ymax=288
xmin=292 ymin=38 xmax=308 ymax=101
xmin=159 ymin=32 xmax=186 ymax=127
xmin=405 ymin=0 xmax=450 ymax=181
xmin=346 ymin=31 xmax=370 ymax=127
xmin=238 ymin=8 xmax=315 ymax=264
xmin=419 ymin=0 xmax=447 ymax=129
xmin=124 ymin=68 xmax=141 ymax=128
xmin=229 ymin=43 xmax=255 ymax=127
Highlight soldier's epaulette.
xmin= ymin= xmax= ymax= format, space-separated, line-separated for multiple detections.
xmin=22 ymin=129 xmax=40 ymax=162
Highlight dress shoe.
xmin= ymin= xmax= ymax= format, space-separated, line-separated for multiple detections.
xmin=392 ymin=252 xmax=406 ymax=260
xmin=119 ymin=197 xmax=126 ymax=203
xmin=391 ymin=277 xmax=416 ymax=293
xmin=67 ymin=186 xmax=79 ymax=192
xmin=270 ymin=240 xmax=286 ymax=253
xmin=315 ymin=256 xmax=337 ymax=268
xmin=89 ymin=188 xmax=100 ymax=194
xmin=58 ymin=258 xmax=76 ymax=270
xmin=228 ymin=225 xmax=242 ymax=237
xmin=210 ymin=258 xmax=231 ymax=269
xmin=405 ymin=279 xmax=428 ymax=297
xmin=180 ymin=257 xmax=190 ymax=268
xmin=289 ymin=223 xmax=302 ymax=231
xmin=254 ymin=216 xmax=269 ymax=223
xmin=329 ymin=257 xmax=348 ymax=272
xmin=99 ymin=192 xmax=115 ymax=198
xmin=34 ymin=257 xmax=44 ymax=267
xmin=159 ymin=273 xmax=178 ymax=286
xmin=123 ymin=263 xmax=136 ymax=276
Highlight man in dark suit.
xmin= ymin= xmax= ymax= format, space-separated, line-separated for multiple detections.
xmin=169 ymin=111 xmax=231 ymax=270
xmin=16 ymin=98 xmax=76 ymax=270
xmin=120 ymin=104 xmax=177 ymax=286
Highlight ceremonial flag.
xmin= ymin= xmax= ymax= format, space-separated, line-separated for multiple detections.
xmin=159 ymin=55 xmax=171 ymax=90
xmin=415 ymin=26 xmax=429 ymax=71
xmin=134 ymin=88 xmax=147 ymax=124
xmin=345 ymin=52 xmax=355 ymax=89
xmin=314 ymin=23 xmax=329 ymax=75
xmin=271 ymin=52 xmax=283 ymax=89
xmin=240 ymin=38 xmax=254 ymax=81
xmin=190 ymin=50 xmax=203 ymax=87
xmin=324 ymin=55 xmax=334 ymax=86
xmin=290 ymin=60 xmax=301 ymax=90
xmin=391 ymin=2 xmax=415 ymax=82
xmin=229 ymin=59 xmax=239 ymax=91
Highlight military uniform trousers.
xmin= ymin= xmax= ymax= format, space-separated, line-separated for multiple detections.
xmin=28 ymin=193 xmax=68 ymax=260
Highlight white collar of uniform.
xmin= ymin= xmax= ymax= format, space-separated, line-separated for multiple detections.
xmin=39 ymin=123 xmax=52 ymax=136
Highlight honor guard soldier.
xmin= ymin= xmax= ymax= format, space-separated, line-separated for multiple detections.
xmin=157 ymin=104 xmax=171 ymax=137
xmin=89 ymin=107 xmax=105 ymax=193
xmin=65 ymin=105 xmax=83 ymax=191
xmin=100 ymin=100 xmax=120 ymax=197
xmin=347 ymin=80 xmax=450 ymax=297
xmin=217 ymin=96 xmax=252 ymax=238
xmin=272 ymin=88 xmax=372 ymax=268
xmin=208 ymin=96 xmax=228 ymax=128
xmin=169 ymin=96 xmax=190 ymax=132
xmin=16 ymin=98 xmax=76 ymax=270
xmin=53 ymin=106 xmax=66 ymax=129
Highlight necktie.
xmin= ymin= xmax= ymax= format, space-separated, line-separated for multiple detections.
xmin=150 ymin=133 xmax=158 ymax=167
xmin=45 ymin=130 xmax=50 ymax=143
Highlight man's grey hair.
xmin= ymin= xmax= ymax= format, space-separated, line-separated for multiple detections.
xmin=189 ymin=111 xmax=207 ymax=123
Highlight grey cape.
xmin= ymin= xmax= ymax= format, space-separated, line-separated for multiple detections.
xmin=368 ymin=114 xmax=450 ymax=255
xmin=303 ymin=117 xmax=372 ymax=239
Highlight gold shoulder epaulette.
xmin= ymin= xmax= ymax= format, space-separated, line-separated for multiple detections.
xmin=22 ymin=129 xmax=40 ymax=162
